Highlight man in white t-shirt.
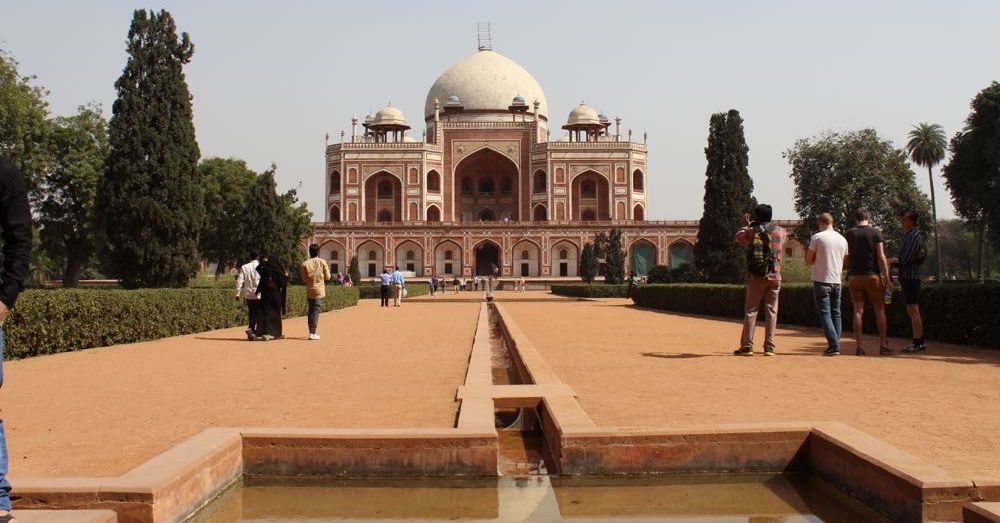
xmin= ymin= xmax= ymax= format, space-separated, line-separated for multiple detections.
xmin=805 ymin=213 xmax=849 ymax=356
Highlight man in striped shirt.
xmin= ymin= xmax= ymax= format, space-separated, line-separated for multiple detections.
xmin=892 ymin=209 xmax=926 ymax=353
xmin=733 ymin=204 xmax=787 ymax=356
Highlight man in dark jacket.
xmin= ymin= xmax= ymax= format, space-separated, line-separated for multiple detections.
xmin=0 ymin=157 xmax=33 ymax=522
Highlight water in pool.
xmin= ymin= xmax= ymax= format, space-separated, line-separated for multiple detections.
xmin=189 ymin=474 xmax=890 ymax=522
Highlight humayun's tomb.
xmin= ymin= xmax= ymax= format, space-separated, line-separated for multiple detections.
xmin=309 ymin=46 xmax=803 ymax=280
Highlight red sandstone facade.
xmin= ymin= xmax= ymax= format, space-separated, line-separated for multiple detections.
xmin=310 ymin=48 xmax=801 ymax=279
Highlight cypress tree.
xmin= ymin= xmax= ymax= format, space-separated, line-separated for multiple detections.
xmin=238 ymin=168 xmax=292 ymax=265
xmin=99 ymin=10 xmax=202 ymax=288
xmin=348 ymin=255 xmax=361 ymax=284
xmin=579 ymin=242 xmax=598 ymax=284
xmin=694 ymin=110 xmax=755 ymax=283
xmin=605 ymin=228 xmax=626 ymax=284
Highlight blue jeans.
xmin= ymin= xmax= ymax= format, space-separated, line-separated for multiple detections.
xmin=0 ymin=328 xmax=10 ymax=511
xmin=813 ymin=283 xmax=842 ymax=350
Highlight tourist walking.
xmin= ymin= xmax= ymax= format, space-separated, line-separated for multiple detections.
xmin=844 ymin=209 xmax=893 ymax=355
xmin=236 ymin=251 xmax=261 ymax=341
xmin=893 ymin=210 xmax=927 ymax=353
xmin=430 ymin=275 xmax=439 ymax=296
xmin=733 ymin=204 xmax=786 ymax=356
xmin=627 ymin=270 xmax=637 ymax=298
xmin=0 ymin=157 xmax=33 ymax=523
xmin=255 ymin=256 xmax=288 ymax=340
xmin=453 ymin=276 xmax=461 ymax=294
xmin=301 ymin=244 xmax=331 ymax=340
xmin=805 ymin=213 xmax=849 ymax=356
xmin=392 ymin=266 xmax=406 ymax=307
xmin=379 ymin=268 xmax=392 ymax=307
xmin=343 ymin=273 xmax=353 ymax=287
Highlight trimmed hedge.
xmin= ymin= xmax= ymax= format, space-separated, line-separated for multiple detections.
xmin=357 ymin=283 xmax=430 ymax=299
xmin=3 ymin=286 xmax=359 ymax=359
xmin=631 ymin=283 xmax=1000 ymax=348
xmin=551 ymin=284 xmax=631 ymax=298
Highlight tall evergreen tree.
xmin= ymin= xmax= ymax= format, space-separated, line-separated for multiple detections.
xmin=238 ymin=167 xmax=291 ymax=264
xmin=99 ymin=10 xmax=202 ymax=288
xmin=348 ymin=255 xmax=361 ymax=284
xmin=605 ymin=228 xmax=626 ymax=284
xmin=694 ymin=110 xmax=755 ymax=283
xmin=38 ymin=104 xmax=108 ymax=287
xmin=579 ymin=242 xmax=598 ymax=284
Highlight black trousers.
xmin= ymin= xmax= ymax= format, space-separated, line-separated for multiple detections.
xmin=380 ymin=285 xmax=390 ymax=307
xmin=246 ymin=299 xmax=261 ymax=332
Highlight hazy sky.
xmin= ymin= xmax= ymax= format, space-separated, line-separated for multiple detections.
xmin=4 ymin=1 xmax=998 ymax=220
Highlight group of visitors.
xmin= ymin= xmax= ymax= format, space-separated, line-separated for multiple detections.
xmin=378 ymin=266 xmax=407 ymax=307
xmin=331 ymin=272 xmax=353 ymax=286
xmin=735 ymin=204 xmax=926 ymax=357
xmin=236 ymin=243 xmax=332 ymax=341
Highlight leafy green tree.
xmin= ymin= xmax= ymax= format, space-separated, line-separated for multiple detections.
xmin=99 ymin=10 xmax=202 ymax=288
xmin=38 ymin=104 xmax=108 ymax=287
xmin=348 ymin=255 xmax=361 ymax=284
xmin=0 ymin=47 xmax=50 ymax=197
xmin=604 ymin=228 xmax=626 ymax=284
xmin=199 ymin=158 xmax=257 ymax=276
xmin=694 ymin=110 xmax=756 ymax=283
xmin=786 ymin=129 xmax=932 ymax=254
xmin=579 ymin=242 xmax=598 ymax=284
xmin=942 ymin=82 xmax=1000 ymax=280
xmin=906 ymin=123 xmax=947 ymax=281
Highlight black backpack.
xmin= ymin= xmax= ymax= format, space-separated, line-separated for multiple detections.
xmin=747 ymin=225 xmax=775 ymax=277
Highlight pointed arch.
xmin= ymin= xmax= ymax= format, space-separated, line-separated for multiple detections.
xmin=512 ymin=239 xmax=541 ymax=277
xmin=550 ymin=240 xmax=580 ymax=277
xmin=395 ymin=240 xmax=424 ymax=275
xmin=426 ymin=169 xmax=441 ymax=192
xmin=571 ymin=169 xmax=610 ymax=221
xmin=454 ymin=148 xmax=521 ymax=223
xmin=364 ymin=170 xmax=402 ymax=222
xmin=632 ymin=169 xmax=644 ymax=191
xmin=472 ymin=238 xmax=502 ymax=276
xmin=356 ymin=240 xmax=385 ymax=279
xmin=629 ymin=238 xmax=658 ymax=276
xmin=426 ymin=204 xmax=441 ymax=223
xmin=533 ymin=169 xmax=547 ymax=193
xmin=633 ymin=203 xmax=645 ymax=221
xmin=329 ymin=170 xmax=341 ymax=194
xmin=532 ymin=203 xmax=548 ymax=222
xmin=668 ymin=239 xmax=694 ymax=269
xmin=319 ymin=239 xmax=346 ymax=276
xmin=434 ymin=239 xmax=463 ymax=277
xmin=328 ymin=205 xmax=341 ymax=222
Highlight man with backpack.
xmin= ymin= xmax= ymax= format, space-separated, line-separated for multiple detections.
xmin=733 ymin=204 xmax=786 ymax=356
xmin=892 ymin=209 xmax=927 ymax=353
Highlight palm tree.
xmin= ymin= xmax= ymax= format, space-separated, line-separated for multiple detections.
xmin=906 ymin=123 xmax=947 ymax=281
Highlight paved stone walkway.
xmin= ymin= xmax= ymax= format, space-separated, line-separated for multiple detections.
xmin=3 ymin=299 xmax=480 ymax=478
xmin=501 ymin=296 xmax=1000 ymax=482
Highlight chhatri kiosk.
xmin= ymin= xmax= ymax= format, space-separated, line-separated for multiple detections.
xmin=311 ymin=45 xmax=789 ymax=281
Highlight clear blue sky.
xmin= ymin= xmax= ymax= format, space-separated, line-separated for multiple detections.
xmin=4 ymin=0 xmax=998 ymax=220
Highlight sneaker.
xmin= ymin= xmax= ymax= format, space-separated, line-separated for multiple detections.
xmin=733 ymin=347 xmax=754 ymax=356
xmin=879 ymin=345 xmax=893 ymax=356
xmin=764 ymin=348 xmax=776 ymax=357
xmin=901 ymin=343 xmax=926 ymax=353
xmin=259 ymin=334 xmax=274 ymax=341
xmin=308 ymin=333 xmax=320 ymax=340
xmin=245 ymin=328 xmax=256 ymax=341
xmin=823 ymin=347 xmax=840 ymax=357
xmin=855 ymin=347 xmax=866 ymax=356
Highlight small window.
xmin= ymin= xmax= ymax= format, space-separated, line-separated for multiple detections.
xmin=378 ymin=180 xmax=392 ymax=197
xmin=444 ymin=262 xmax=453 ymax=274
xmin=406 ymin=250 xmax=414 ymax=260
xmin=560 ymin=249 xmax=568 ymax=259
xmin=367 ymin=250 xmax=376 ymax=259
xmin=478 ymin=177 xmax=495 ymax=194
xmin=521 ymin=250 xmax=529 ymax=259
xmin=582 ymin=180 xmax=596 ymax=197
xmin=445 ymin=250 xmax=453 ymax=260
xmin=330 ymin=251 xmax=338 ymax=260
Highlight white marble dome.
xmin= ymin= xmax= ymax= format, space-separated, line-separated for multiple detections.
xmin=566 ymin=103 xmax=600 ymax=126
xmin=425 ymin=50 xmax=548 ymax=119
xmin=373 ymin=105 xmax=407 ymax=126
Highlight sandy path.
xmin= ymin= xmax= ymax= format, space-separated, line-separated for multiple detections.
xmin=501 ymin=297 xmax=1000 ymax=479
xmin=2 ymin=299 xmax=480 ymax=478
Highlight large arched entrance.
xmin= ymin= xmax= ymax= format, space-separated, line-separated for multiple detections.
xmin=364 ymin=171 xmax=402 ymax=222
xmin=630 ymin=239 xmax=657 ymax=276
xmin=669 ymin=240 xmax=694 ymax=269
xmin=455 ymin=148 xmax=520 ymax=223
xmin=474 ymin=241 xmax=501 ymax=276
xmin=571 ymin=170 xmax=610 ymax=221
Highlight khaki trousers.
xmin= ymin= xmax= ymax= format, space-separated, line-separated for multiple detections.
xmin=740 ymin=275 xmax=781 ymax=350
xmin=392 ymin=284 xmax=402 ymax=306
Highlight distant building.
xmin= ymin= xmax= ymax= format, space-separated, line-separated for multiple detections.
xmin=311 ymin=47 xmax=800 ymax=279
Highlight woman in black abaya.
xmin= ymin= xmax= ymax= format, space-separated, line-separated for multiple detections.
xmin=254 ymin=256 xmax=288 ymax=340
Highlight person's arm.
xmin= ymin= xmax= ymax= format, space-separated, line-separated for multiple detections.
xmin=805 ymin=238 xmax=817 ymax=266
xmin=323 ymin=260 xmax=331 ymax=281
xmin=877 ymin=242 xmax=893 ymax=289
xmin=235 ymin=267 xmax=245 ymax=299
xmin=0 ymin=159 xmax=33 ymax=322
